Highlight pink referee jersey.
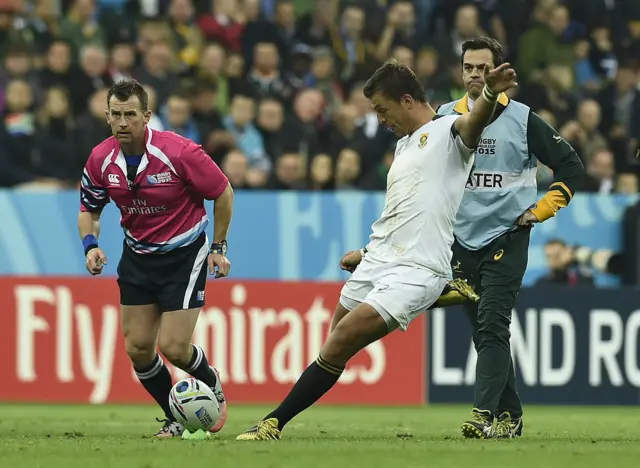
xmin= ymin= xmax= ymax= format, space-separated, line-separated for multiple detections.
xmin=80 ymin=128 xmax=229 ymax=254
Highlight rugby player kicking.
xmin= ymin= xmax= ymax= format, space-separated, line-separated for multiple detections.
xmin=79 ymin=79 xmax=232 ymax=438
xmin=237 ymin=59 xmax=518 ymax=441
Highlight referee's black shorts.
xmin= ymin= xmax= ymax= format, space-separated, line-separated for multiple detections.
xmin=117 ymin=233 xmax=209 ymax=312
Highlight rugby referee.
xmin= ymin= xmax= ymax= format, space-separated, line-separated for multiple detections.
xmin=436 ymin=37 xmax=585 ymax=439
xmin=79 ymin=79 xmax=232 ymax=438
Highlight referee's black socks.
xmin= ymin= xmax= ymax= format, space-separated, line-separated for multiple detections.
xmin=182 ymin=344 xmax=218 ymax=389
xmin=134 ymin=354 xmax=174 ymax=420
xmin=265 ymin=355 xmax=344 ymax=430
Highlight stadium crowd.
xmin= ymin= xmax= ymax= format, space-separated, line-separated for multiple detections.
xmin=0 ymin=0 xmax=639 ymax=191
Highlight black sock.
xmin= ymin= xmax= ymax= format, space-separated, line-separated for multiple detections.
xmin=265 ymin=355 xmax=344 ymax=430
xmin=135 ymin=354 xmax=174 ymax=420
xmin=182 ymin=344 xmax=218 ymax=389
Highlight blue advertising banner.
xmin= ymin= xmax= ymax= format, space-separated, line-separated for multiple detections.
xmin=0 ymin=190 xmax=636 ymax=286
xmin=428 ymin=287 xmax=640 ymax=405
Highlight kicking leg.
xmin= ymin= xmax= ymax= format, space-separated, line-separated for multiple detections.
xmin=237 ymin=302 xmax=390 ymax=440
xmin=159 ymin=308 xmax=227 ymax=432
xmin=121 ymin=304 xmax=179 ymax=437
xmin=330 ymin=302 xmax=351 ymax=332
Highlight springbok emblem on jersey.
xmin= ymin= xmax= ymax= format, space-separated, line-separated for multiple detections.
xmin=418 ymin=133 xmax=429 ymax=148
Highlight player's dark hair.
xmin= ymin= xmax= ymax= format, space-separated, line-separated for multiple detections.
xmin=461 ymin=37 xmax=504 ymax=68
xmin=362 ymin=59 xmax=426 ymax=103
xmin=107 ymin=79 xmax=149 ymax=111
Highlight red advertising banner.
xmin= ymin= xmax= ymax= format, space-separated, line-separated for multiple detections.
xmin=0 ymin=278 xmax=426 ymax=405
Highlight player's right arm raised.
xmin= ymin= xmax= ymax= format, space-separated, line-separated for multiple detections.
xmin=454 ymin=62 xmax=518 ymax=150
xmin=78 ymin=156 xmax=110 ymax=275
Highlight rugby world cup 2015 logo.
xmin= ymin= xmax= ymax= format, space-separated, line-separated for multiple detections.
xmin=147 ymin=172 xmax=173 ymax=184
xmin=418 ymin=133 xmax=429 ymax=148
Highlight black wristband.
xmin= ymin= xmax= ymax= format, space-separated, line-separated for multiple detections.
xmin=210 ymin=240 xmax=228 ymax=256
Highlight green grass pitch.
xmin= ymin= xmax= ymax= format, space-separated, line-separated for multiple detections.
xmin=1 ymin=404 xmax=640 ymax=467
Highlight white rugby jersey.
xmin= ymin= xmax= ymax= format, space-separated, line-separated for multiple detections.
xmin=366 ymin=115 xmax=475 ymax=276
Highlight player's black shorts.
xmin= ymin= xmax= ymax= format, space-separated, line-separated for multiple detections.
xmin=117 ymin=233 xmax=209 ymax=312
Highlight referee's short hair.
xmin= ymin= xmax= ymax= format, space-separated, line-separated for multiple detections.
xmin=363 ymin=59 xmax=426 ymax=103
xmin=461 ymin=37 xmax=504 ymax=68
xmin=108 ymin=79 xmax=149 ymax=112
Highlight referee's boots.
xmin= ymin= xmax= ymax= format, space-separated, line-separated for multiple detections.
xmin=155 ymin=418 xmax=184 ymax=438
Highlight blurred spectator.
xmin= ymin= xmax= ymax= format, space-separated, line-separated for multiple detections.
xmin=415 ymin=47 xmax=443 ymax=100
xmin=266 ymin=152 xmax=305 ymax=189
xmin=168 ymin=0 xmax=203 ymax=69
xmin=373 ymin=1 xmax=418 ymax=62
xmin=256 ymin=97 xmax=285 ymax=160
xmin=72 ymin=44 xmax=112 ymax=114
xmin=28 ymin=0 xmax=60 ymax=54
xmin=597 ymin=64 xmax=640 ymax=171
xmin=161 ymin=93 xmax=200 ymax=143
xmin=573 ymin=39 xmax=599 ymax=91
xmin=1 ymin=79 xmax=37 ymax=186
xmin=135 ymin=42 xmax=180 ymax=106
xmin=242 ymin=0 xmax=297 ymax=71
xmin=246 ymin=41 xmax=294 ymax=103
xmin=391 ymin=45 xmax=414 ymax=70
xmin=518 ymin=65 xmax=577 ymax=125
xmin=304 ymin=46 xmax=343 ymax=114
xmin=517 ymin=5 xmax=576 ymax=82
xmin=536 ymin=239 xmax=594 ymax=287
xmin=109 ymin=42 xmax=136 ymax=82
xmin=279 ymin=88 xmax=323 ymax=162
xmin=197 ymin=0 xmax=244 ymax=51
xmin=559 ymin=99 xmax=608 ymax=163
xmin=39 ymin=40 xmax=74 ymax=90
xmin=221 ymin=149 xmax=250 ymax=189
xmin=449 ymin=4 xmax=486 ymax=60
xmin=308 ymin=153 xmax=334 ymax=190
xmin=223 ymin=93 xmax=270 ymax=173
xmin=334 ymin=147 xmax=361 ymax=189
xmin=329 ymin=4 xmax=370 ymax=84
xmin=61 ymin=0 xmax=106 ymax=60
xmin=0 ymin=44 xmax=36 ymax=111
xmin=189 ymin=78 xmax=222 ymax=142
xmin=588 ymin=25 xmax=617 ymax=81
xmin=322 ymin=103 xmax=359 ymax=159
xmin=295 ymin=0 xmax=334 ymax=48
xmin=197 ymin=42 xmax=230 ymax=113
xmin=583 ymin=148 xmax=615 ymax=193
xmin=35 ymin=87 xmax=80 ymax=183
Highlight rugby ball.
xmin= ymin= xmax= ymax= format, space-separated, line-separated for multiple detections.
xmin=169 ymin=378 xmax=220 ymax=431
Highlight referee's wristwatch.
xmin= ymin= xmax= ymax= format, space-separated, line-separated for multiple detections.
xmin=210 ymin=240 xmax=228 ymax=256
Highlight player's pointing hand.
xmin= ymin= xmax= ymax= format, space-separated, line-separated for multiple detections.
xmin=483 ymin=62 xmax=518 ymax=94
